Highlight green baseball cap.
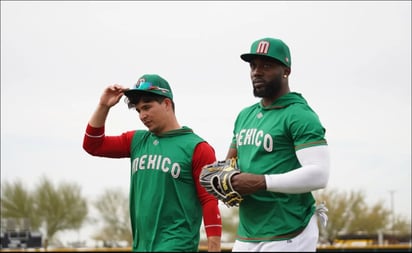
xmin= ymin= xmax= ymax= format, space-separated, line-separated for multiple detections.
xmin=124 ymin=74 xmax=173 ymax=102
xmin=240 ymin=37 xmax=291 ymax=67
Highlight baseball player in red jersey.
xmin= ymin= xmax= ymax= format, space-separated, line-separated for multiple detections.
xmin=83 ymin=74 xmax=222 ymax=252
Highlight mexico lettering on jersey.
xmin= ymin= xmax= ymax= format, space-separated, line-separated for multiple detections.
xmin=231 ymin=92 xmax=327 ymax=242
xmin=236 ymin=128 xmax=273 ymax=152
xmin=131 ymin=154 xmax=181 ymax=178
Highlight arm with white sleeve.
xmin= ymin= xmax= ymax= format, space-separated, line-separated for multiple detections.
xmin=264 ymin=145 xmax=330 ymax=193
xmin=229 ymin=145 xmax=330 ymax=195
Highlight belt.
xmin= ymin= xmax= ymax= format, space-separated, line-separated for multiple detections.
xmin=236 ymin=227 xmax=305 ymax=241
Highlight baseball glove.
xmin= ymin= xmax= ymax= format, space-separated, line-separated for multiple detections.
xmin=199 ymin=157 xmax=243 ymax=207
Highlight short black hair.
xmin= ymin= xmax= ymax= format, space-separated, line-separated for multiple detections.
xmin=126 ymin=93 xmax=175 ymax=111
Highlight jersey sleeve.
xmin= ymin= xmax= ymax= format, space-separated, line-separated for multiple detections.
xmin=288 ymin=105 xmax=327 ymax=150
xmin=192 ymin=142 xmax=222 ymax=237
xmin=83 ymin=124 xmax=135 ymax=158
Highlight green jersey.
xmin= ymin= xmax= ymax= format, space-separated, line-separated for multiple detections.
xmin=231 ymin=92 xmax=327 ymax=242
xmin=129 ymin=127 xmax=205 ymax=251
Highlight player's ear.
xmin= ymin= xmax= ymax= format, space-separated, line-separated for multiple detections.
xmin=283 ymin=67 xmax=291 ymax=77
xmin=163 ymin=98 xmax=174 ymax=110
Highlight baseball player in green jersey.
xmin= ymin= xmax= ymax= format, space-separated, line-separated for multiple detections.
xmin=83 ymin=74 xmax=222 ymax=252
xmin=225 ymin=38 xmax=330 ymax=251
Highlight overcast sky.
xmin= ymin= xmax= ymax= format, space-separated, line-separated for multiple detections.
xmin=1 ymin=1 xmax=411 ymax=245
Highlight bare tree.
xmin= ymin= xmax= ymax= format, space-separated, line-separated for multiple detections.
xmin=314 ymin=188 xmax=410 ymax=244
xmin=91 ymin=187 xmax=132 ymax=247
xmin=1 ymin=176 xmax=89 ymax=247
xmin=1 ymin=180 xmax=41 ymax=230
xmin=32 ymin=176 xmax=88 ymax=245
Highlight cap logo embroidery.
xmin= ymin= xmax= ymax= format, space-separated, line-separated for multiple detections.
xmin=137 ymin=78 xmax=146 ymax=86
xmin=256 ymin=41 xmax=270 ymax=54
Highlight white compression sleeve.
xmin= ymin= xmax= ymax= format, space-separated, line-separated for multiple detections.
xmin=264 ymin=145 xmax=330 ymax=193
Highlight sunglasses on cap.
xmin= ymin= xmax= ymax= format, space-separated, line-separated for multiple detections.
xmin=135 ymin=82 xmax=170 ymax=93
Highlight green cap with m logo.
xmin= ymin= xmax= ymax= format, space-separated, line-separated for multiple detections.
xmin=240 ymin=38 xmax=291 ymax=67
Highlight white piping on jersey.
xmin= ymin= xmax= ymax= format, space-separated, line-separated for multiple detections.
xmin=85 ymin=132 xmax=105 ymax=138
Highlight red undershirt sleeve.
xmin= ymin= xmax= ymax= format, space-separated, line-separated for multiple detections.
xmin=192 ymin=142 xmax=222 ymax=237
xmin=83 ymin=124 xmax=135 ymax=158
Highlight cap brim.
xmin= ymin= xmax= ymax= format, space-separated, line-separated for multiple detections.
xmin=240 ymin=54 xmax=289 ymax=67
xmin=124 ymin=89 xmax=172 ymax=101
xmin=241 ymin=53 xmax=280 ymax=62
xmin=240 ymin=53 xmax=256 ymax=62
xmin=124 ymin=89 xmax=153 ymax=99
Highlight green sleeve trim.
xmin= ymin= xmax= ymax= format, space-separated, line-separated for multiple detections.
xmin=295 ymin=140 xmax=327 ymax=151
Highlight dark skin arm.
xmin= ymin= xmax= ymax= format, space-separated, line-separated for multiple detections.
xmin=225 ymin=148 xmax=266 ymax=195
